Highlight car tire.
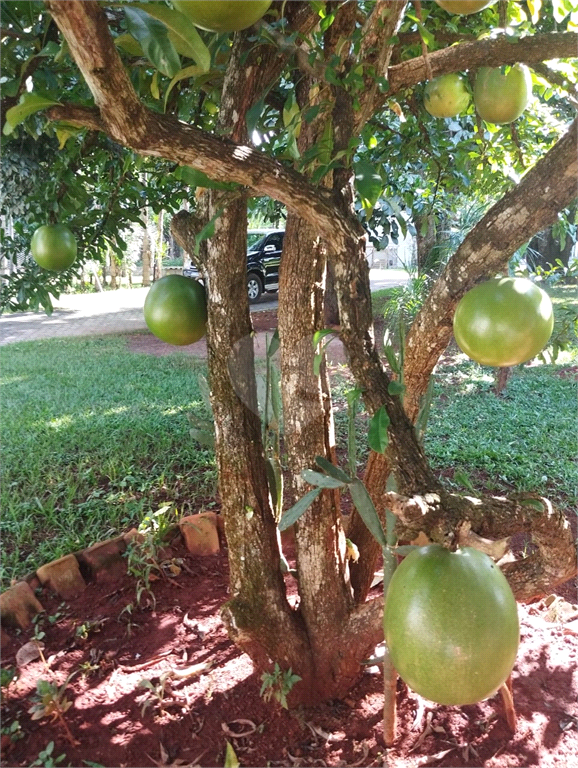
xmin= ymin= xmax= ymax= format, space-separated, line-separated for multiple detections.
xmin=247 ymin=273 xmax=263 ymax=303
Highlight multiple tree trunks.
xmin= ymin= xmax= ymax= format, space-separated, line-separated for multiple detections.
xmin=44 ymin=0 xmax=578 ymax=704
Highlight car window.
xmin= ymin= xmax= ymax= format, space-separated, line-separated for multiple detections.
xmin=249 ymin=234 xmax=267 ymax=251
xmin=248 ymin=232 xmax=266 ymax=249
xmin=266 ymin=233 xmax=283 ymax=250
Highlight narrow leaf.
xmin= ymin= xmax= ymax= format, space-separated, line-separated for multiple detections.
xmin=130 ymin=1 xmax=211 ymax=69
xmin=124 ymin=6 xmax=181 ymax=78
xmin=224 ymin=742 xmax=240 ymax=768
xmin=189 ymin=428 xmax=215 ymax=448
xmin=278 ymin=488 xmax=322 ymax=531
xmin=312 ymin=328 xmax=335 ymax=348
xmin=301 ymin=469 xmax=345 ymax=489
xmin=267 ymin=329 xmax=280 ymax=358
xmin=3 ymin=92 xmax=61 ymax=135
xmin=315 ymin=456 xmax=352 ymax=483
xmin=348 ymin=479 xmax=387 ymax=548
xmin=114 ymin=33 xmax=144 ymax=57
xmin=173 ymin=165 xmax=238 ymax=191
xmin=368 ymin=406 xmax=390 ymax=454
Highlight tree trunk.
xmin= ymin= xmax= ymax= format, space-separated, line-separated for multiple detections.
xmin=415 ymin=212 xmax=437 ymax=275
xmin=108 ymin=248 xmax=118 ymax=289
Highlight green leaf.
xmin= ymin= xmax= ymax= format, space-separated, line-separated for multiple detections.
xmin=454 ymin=467 xmax=474 ymax=491
xmin=348 ymin=479 xmax=387 ymax=548
xmin=518 ymin=498 xmax=546 ymax=511
xmin=3 ymin=92 xmax=61 ymax=135
xmin=388 ymin=380 xmax=406 ymax=397
xmin=173 ymin=165 xmax=238 ymax=191
xmin=301 ymin=469 xmax=345 ymax=489
xmin=189 ymin=428 xmax=215 ymax=448
xmin=246 ymin=97 xmax=266 ymax=136
xmin=354 ymin=160 xmax=383 ymax=215
xmin=194 ymin=207 xmax=225 ymax=255
xmin=124 ymin=5 xmax=181 ymax=78
xmin=312 ymin=328 xmax=336 ymax=348
xmin=267 ymin=329 xmax=280 ymax=358
xmin=315 ymin=456 xmax=352 ymax=483
xmin=164 ymin=64 xmax=204 ymax=110
xmin=114 ymin=32 xmax=144 ymax=57
xmin=278 ymin=488 xmax=322 ymax=531
xmin=130 ymin=2 xmax=211 ymax=70
xmin=224 ymin=742 xmax=240 ymax=768
xmin=368 ymin=406 xmax=390 ymax=454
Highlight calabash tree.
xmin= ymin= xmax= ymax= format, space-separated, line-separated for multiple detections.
xmin=2 ymin=0 xmax=577 ymax=710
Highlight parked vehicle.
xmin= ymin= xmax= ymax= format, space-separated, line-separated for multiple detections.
xmin=183 ymin=229 xmax=285 ymax=303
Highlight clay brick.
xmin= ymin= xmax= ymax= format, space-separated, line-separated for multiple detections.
xmin=77 ymin=536 xmax=127 ymax=582
xmin=0 ymin=581 xmax=44 ymax=629
xmin=36 ymin=554 xmax=86 ymax=599
xmin=123 ymin=528 xmax=145 ymax=546
xmin=179 ymin=513 xmax=220 ymax=556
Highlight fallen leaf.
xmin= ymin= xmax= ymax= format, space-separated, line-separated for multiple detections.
xmin=221 ymin=719 xmax=257 ymax=738
xmin=16 ymin=640 xmax=44 ymax=667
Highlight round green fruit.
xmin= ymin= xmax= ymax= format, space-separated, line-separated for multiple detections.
xmin=31 ymin=224 xmax=77 ymax=271
xmin=474 ymin=64 xmax=532 ymax=124
xmin=424 ymin=73 xmax=470 ymax=118
xmin=144 ymin=275 xmax=207 ymax=346
xmin=384 ymin=545 xmax=519 ymax=706
xmin=172 ymin=1 xmax=272 ymax=32
xmin=453 ymin=277 xmax=553 ymax=367
xmin=435 ymin=0 xmax=496 ymax=14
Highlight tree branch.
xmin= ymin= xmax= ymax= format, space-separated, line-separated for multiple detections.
xmin=44 ymin=0 xmax=362 ymax=256
xmin=403 ymin=117 xmax=578 ymax=421
xmin=381 ymin=490 xmax=577 ymax=602
xmin=387 ymin=32 xmax=578 ymax=96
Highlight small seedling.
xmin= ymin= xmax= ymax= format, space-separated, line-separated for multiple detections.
xmin=260 ymin=663 xmax=301 ymax=709
xmin=1 ymin=719 xmax=23 ymax=744
xmin=27 ymin=741 xmax=66 ymax=767
xmin=28 ymin=674 xmax=79 ymax=746
xmin=138 ymin=674 xmax=172 ymax=716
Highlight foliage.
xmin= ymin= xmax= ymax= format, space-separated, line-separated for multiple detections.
xmin=259 ymin=663 xmax=302 ymax=710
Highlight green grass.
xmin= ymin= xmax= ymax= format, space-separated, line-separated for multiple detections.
xmin=0 ymin=336 xmax=215 ymax=588
xmin=424 ymin=357 xmax=578 ymax=505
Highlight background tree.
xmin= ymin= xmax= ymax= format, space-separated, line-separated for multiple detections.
xmin=1 ymin=0 xmax=577 ymax=707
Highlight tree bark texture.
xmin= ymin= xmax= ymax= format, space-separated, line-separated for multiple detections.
xmin=44 ymin=0 xmax=578 ymax=702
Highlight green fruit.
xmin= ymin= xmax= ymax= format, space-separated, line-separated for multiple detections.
xmin=424 ymin=73 xmax=471 ymax=118
xmin=144 ymin=275 xmax=207 ymax=346
xmin=435 ymin=0 xmax=496 ymax=14
xmin=453 ymin=277 xmax=553 ymax=367
xmin=474 ymin=64 xmax=532 ymax=124
xmin=30 ymin=224 xmax=77 ymax=271
xmin=384 ymin=545 xmax=519 ymax=706
xmin=172 ymin=1 xmax=272 ymax=32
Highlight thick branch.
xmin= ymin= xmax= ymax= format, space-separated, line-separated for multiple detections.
xmin=44 ymin=0 xmax=361 ymax=256
xmin=355 ymin=0 xmax=408 ymax=131
xmin=403 ymin=117 xmax=578 ymax=421
xmin=387 ymin=31 xmax=578 ymax=95
xmin=382 ymin=490 xmax=577 ymax=602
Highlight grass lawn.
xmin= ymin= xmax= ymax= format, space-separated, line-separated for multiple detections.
xmin=1 ymin=282 xmax=576 ymax=588
xmin=0 ymin=336 xmax=215 ymax=588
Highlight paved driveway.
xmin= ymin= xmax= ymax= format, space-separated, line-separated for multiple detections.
xmin=0 ymin=269 xmax=408 ymax=346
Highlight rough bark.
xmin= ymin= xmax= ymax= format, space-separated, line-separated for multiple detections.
xmin=380 ymin=490 xmax=577 ymax=602
xmin=43 ymin=0 xmax=578 ymax=701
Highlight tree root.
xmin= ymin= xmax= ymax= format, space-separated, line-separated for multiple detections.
xmin=381 ymin=489 xmax=577 ymax=602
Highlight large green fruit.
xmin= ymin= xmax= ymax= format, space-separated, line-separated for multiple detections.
xmin=384 ymin=545 xmax=519 ymax=706
xmin=172 ymin=1 xmax=272 ymax=32
xmin=424 ymin=73 xmax=470 ymax=118
xmin=435 ymin=0 xmax=495 ymax=13
xmin=474 ymin=64 xmax=532 ymax=124
xmin=31 ymin=224 xmax=77 ymax=271
xmin=144 ymin=275 xmax=207 ymax=346
xmin=453 ymin=277 xmax=554 ymax=367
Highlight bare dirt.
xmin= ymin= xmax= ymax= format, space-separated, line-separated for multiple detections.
xmin=2 ymin=315 xmax=577 ymax=768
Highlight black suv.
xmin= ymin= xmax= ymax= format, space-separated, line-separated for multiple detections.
xmin=183 ymin=229 xmax=284 ymax=303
